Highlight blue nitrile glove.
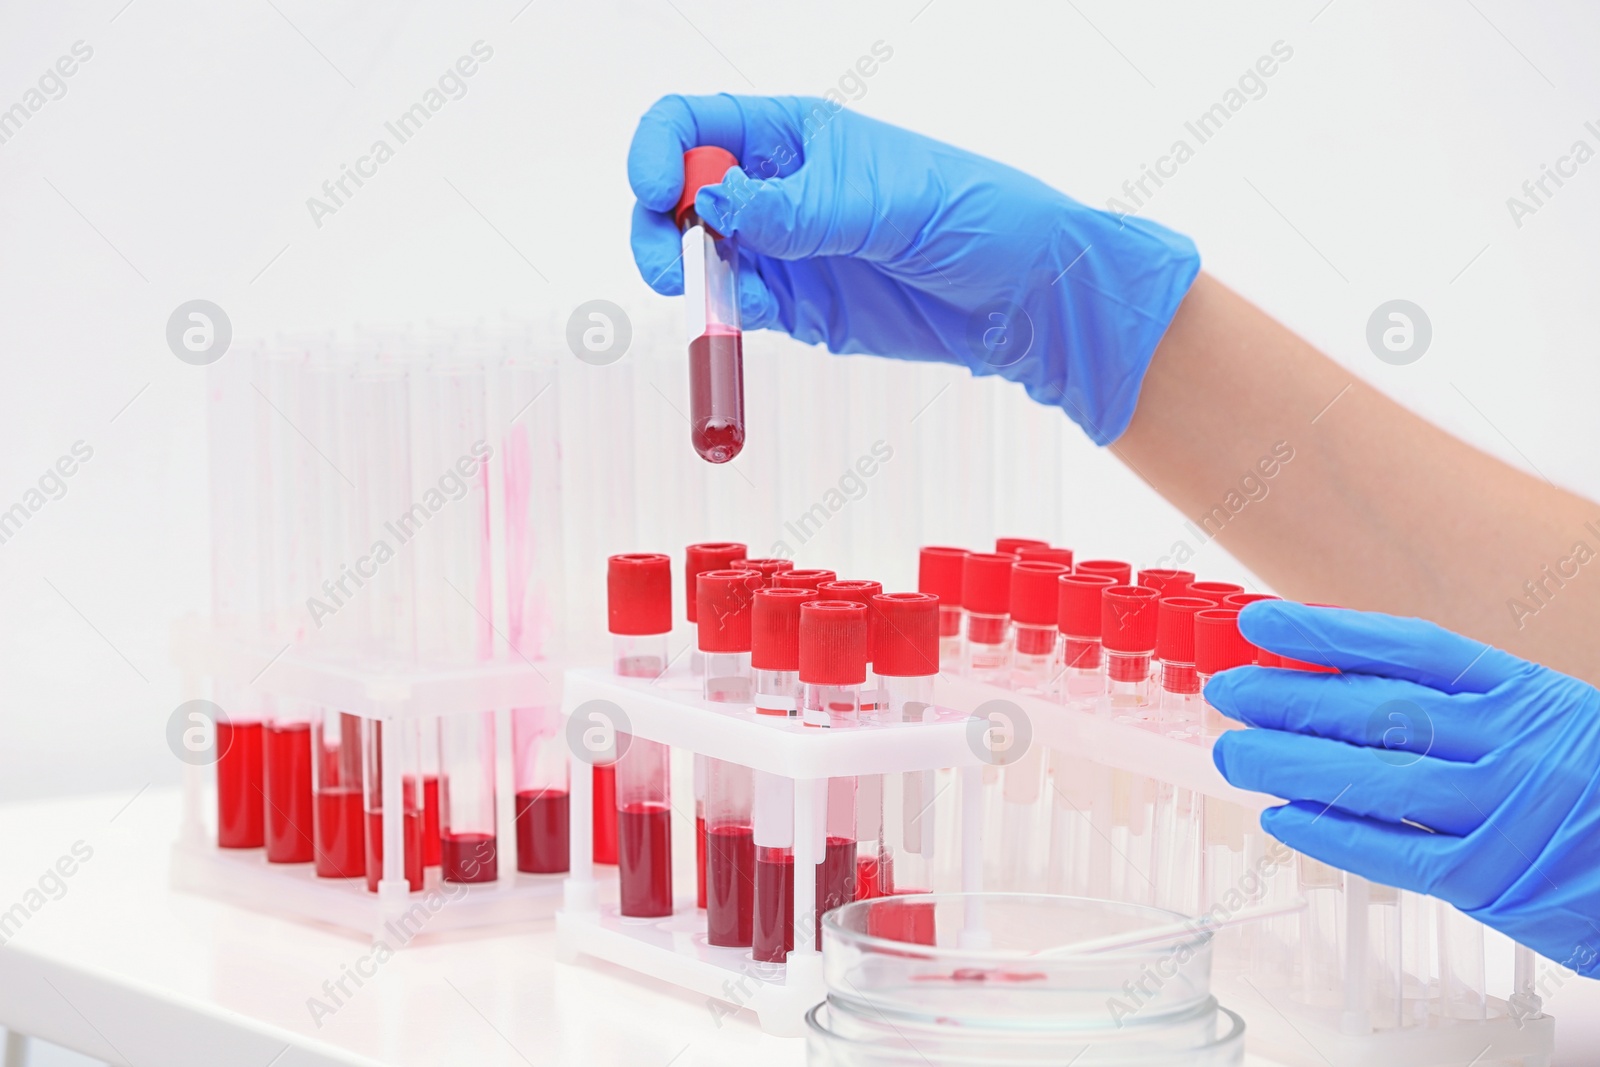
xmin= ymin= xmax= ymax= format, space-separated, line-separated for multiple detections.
xmin=1207 ymin=601 xmax=1600 ymax=977
xmin=626 ymin=94 xmax=1200 ymax=445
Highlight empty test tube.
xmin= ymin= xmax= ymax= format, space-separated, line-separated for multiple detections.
xmin=817 ymin=580 xmax=884 ymax=711
xmin=799 ymin=600 xmax=869 ymax=728
xmin=961 ymin=552 xmax=1015 ymax=681
xmin=918 ymin=546 xmax=968 ymax=668
xmin=1155 ymin=597 xmax=1213 ymax=735
xmin=752 ymin=589 xmax=810 ymax=715
xmin=697 ymin=568 xmax=763 ymax=703
xmin=1009 ymin=561 xmax=1068 ymax=692
xmin=1057 ymin=573 xmax=1116 ymax=706
xmin=685 ymin=542 xmax=748 ymax=677
xmin=1194 ymin=608 xmax=1255 ymax=736
xmin=675 ymin=146 xmax=747 ymax=464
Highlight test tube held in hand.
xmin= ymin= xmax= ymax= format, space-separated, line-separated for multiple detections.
xmin=676 ymin=147 xmax=746 ymax=464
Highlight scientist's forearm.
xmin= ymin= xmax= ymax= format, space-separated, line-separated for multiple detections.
xmin=1118 ymin=273 xmax=1600 ymax=683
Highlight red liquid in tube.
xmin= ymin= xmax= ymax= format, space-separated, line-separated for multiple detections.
xmin=689 ymin=328 xmax=745 ymax=464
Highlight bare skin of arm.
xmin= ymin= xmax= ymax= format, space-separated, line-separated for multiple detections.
xmin=1117 ymin=272 xmax=1600 ymax=684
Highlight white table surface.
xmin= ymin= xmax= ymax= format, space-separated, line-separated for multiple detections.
xmin=0 ymin=787 xmax=803 ymax=1067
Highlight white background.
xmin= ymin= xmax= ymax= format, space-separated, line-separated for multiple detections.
xmin=3 ymin=0 xmax=1600 ymax=1061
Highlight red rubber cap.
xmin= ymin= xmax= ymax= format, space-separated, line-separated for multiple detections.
xmin=1224 ymin=592 xmax=1279 ymax=610
xmin=685 ymin=542 xmax=747 ymax=624
xmin=918 ymin=546 xmax=968 ymax=606
xmin=1137 ymin=568 xmax=1195 ymax=597
xmin=799 ymin=601 xmax=868 ymax=686
xmin=872 ymin=592 xmax=939 ymax=677
xmin=752 ymin=588 xmax=813 ymax=671
xmin=818 ymin=580 xmax=884 ymax=661
xmin=1187 ymin=580 xmax=1244 ymax=604
xmin=1058 ymin=573 xmax=1116 ymax=637
xmin=1102 ymin=586 xmax=1160 ymax=653
xmin=1011 ymin=561 xmax=1070 ymax=626
xmin=608 ymin=553 xmax=672 ymax=636
xmin=1156 ymin=596 xmax=1213 ymax=663
xmin=1195 ymin=609 xmax=1255 ymax=674
xmin=776 ymin=568 xmax=836 ymax=591
xmin=963 ymin=552 xmax=1014 ymax=616
xmin=1076 ymin=559 xmax=1132 ymax=586
xmin=697 ymin=569 xmax=764 ymax=653
xmin=1017 ymin=546 xmax=1075 ymax=568
xmin=995 ymin=537 xmax=1049 ymax=556
xmin=733 ymin=558 xmax=795 ymax=587
xmin=675 ymin=146 xmax=739 ymax=230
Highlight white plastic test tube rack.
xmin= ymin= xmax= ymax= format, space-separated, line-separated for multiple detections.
xmin=169 ymin=618 xmax=568 ymax=941
xmin=556 ymin=664 xmax=986 ymax=1038
xmin=935 ymin=672 xmax=1555 ymax=1067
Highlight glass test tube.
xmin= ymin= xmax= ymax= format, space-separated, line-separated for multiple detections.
xmin=698 ymin=568 xmax=762 ymax=704
xmin=312 ymin=709 xmax=366 ymax=878
xmin=676 ymin=146 xmax=746 ymax=464
xmin=1103 ymin=586 xmax=1160 ymax=715
xmin=918 ymin=546 xmax=968 ymax=670
xmin=502 ymin=355 xmax=569 ymax=875
xmin=752 ymin=589 xmax=811 ymax=716
xmin=617 ymin=735 xmax=674 ymax=917
xmin=705 ymin=758 xmax=755 ymax=947
xmin=1057 ymin=573 xmax=1116 ymax=706
xmin=423 ymin=366 xmax=497 ymax=884
xmin=208 ymin=353 xmax=265 ymax=849
xmin=961 ymin=552 xmax=1014 ymax=680
xmin=606 ymin=552 xmax=673 ymax=869
xmin=799 ymin=601 xmax=869 ymax=728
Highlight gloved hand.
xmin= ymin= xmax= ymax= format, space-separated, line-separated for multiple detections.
xmin=627 ymin=94 xmax=1201 ymax=445
xmin=1207 ymin=600 xmax=1600 ymax=976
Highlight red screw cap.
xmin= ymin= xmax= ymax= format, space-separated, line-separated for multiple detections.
xmin=1017 ymin=546 xmax=1075 ymax=568
xmin=685 ymin=542 xmax=747 ymax=624
xmin=697 ymin=569 xmax=764 ymax=653
xmin=1138 ymin=568 xmax=1195 ymax=597
xmin=752 ymin=588 xmax=813 ymax=671
xmin=1224 ymin=592 xmax=1280 ymax=610
xmin=818 ymin=580 xmax=884 ymax=661
xmin=1187 ymin=580 xmax=1244 ymax=604
xmin=675 ymin=146 xmax=740 ymax=230
xmin=918 ymin=546 xmax=968 ymax=607
xmin=1195 ymin=609 xmax=1255 ymax=675
xmin=1058 ymin=573 xmax=1116 ymax=637
xmin=872 ymin=592 xmax=940 ymax=678
xmin=799 ymin=601 xmax=868 ymax=686
xmin=608 ymin=554 xmax=672 ymax=636
xmin=733 ymin=558 xmax=795 ymax=587
xmin=1076 ymin=559 xmax=1132 ymax=586
xmin=1102 ymin=586 xmax=1160 ymax=654
xmin=962 ymin=552 xmax=1015 ymax=616
xmin=995 ymin=537 xmax=1049 ymax=556
xmin=1156 ymin=596 xmax=1213 ymax=663
xmin=1011 ymin=561 xmax=1070 ymax=627
xmin=776 ymin=568 xmax=837 ymax=591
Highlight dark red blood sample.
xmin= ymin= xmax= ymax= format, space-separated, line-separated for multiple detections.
xmin=695 ymin=815 xmax=707 ymax=910
xmin=937 ymin=609 xmax=961 ymax=638
xmin=515 ymin=789 xmax=570 ymax=874
xmin=688 ymin=329 xmax=745 ymax=464
xmin=314 ymin=787 xmax=365 ymax=878
xmin=619 ymin=802 xmax=673 ymax=917
xmin=592 ymin=764 xmax=618 ymax=865
xmin=868 ymin=891 xmax=937 ymax=945
xmin=216 ymin=720 xmax=264 ymax=849
xmin=752 ymin=848 xmax=795 ymax=963
xmin=442 ymin=832 xmax=498 ymax=884
xmin=817 ymin=835 xmax=857 ymax=948
xmin=1162 ymin=662 xmax=1200 ymax=695
xmin=706 ymin=824 xmax=755 ymax=947
xmin=967 ymin=615 xmax=1007 ymax=646
xmin=264 ymin=722 xmax=314 ymax=863
xmin=421 ymin=773 xmax=441 ymax=867
xmin=1064 ymin=637 xmax=1102 ymax=670
xmin=855 ymin=853 xmax=887 ymax=900
xmin=364 ymin=807 xmax=424 ymax=892
xmin=1016 ymin=626 xmax=1056 ymax=656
